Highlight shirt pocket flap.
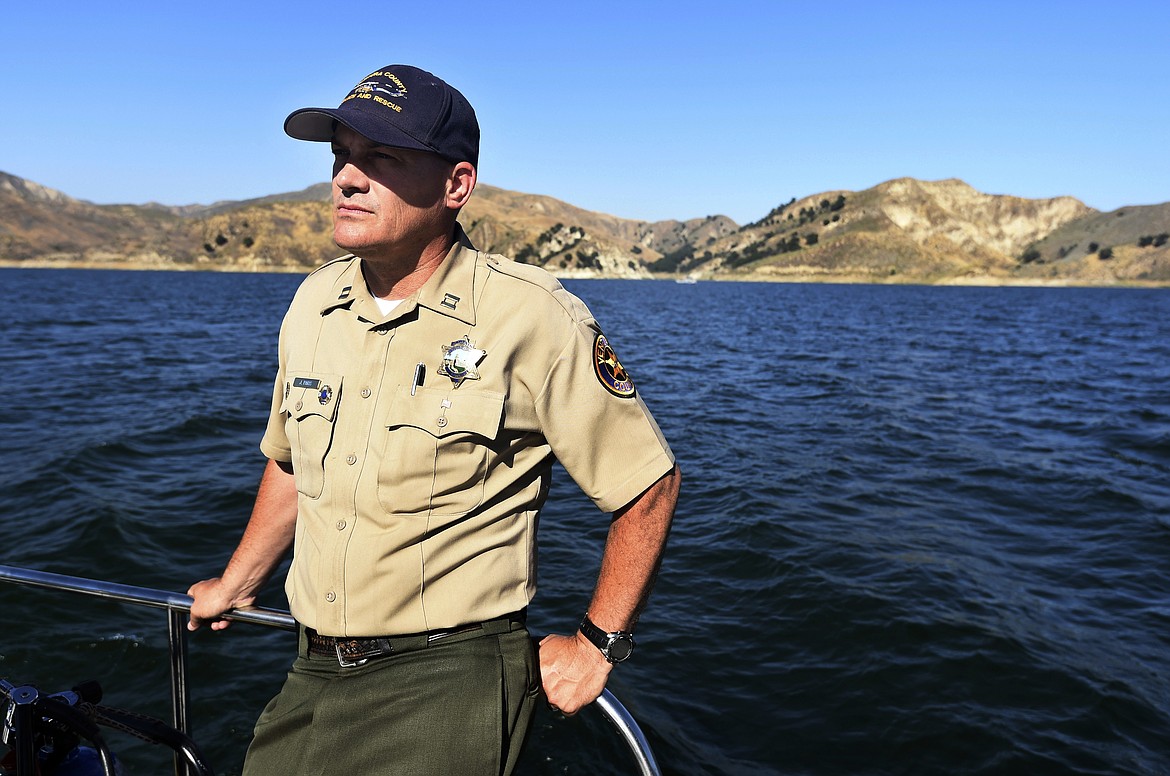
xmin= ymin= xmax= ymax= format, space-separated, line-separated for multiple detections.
xmin=280 ymin=372 xmax=343 ymax=421
xmin=387 ymin=386 xmax=504 ymax=439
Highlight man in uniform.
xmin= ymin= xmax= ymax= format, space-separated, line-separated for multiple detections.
xmin=187 ymin=64 xmax=680 ymax=775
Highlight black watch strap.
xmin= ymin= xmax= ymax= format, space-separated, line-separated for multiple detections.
xmin=579 ymin=614 xmax=636 ymax=663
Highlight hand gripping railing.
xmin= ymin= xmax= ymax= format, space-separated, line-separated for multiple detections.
xmin=0 ymin=564 xmax=661 ymax=776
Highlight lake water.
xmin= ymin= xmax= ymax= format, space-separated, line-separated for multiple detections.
xmin=1 ymin=268 xmax=1169 ymax=775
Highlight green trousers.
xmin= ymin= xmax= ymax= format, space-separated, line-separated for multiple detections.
xmin=242 ymin=620 xmax=539 ymax=776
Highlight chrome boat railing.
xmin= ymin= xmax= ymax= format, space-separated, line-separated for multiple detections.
xmin=0 ymin=564 xmax=662 ymax=776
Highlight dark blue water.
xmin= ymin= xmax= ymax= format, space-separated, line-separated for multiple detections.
xmin=2 ymin=268 xmax=1169 ymax=775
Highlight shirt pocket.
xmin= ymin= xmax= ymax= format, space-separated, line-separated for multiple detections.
xmin=377 ymin=386 xmax=505 ymax=516
xmin=281 ymin=372 xmax=343 ymax=498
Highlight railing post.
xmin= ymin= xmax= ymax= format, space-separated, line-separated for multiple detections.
xmin=167 ymin=608 xmax=192 ymax=776
xmin=3 ymin=684 xmax=40 ymax=776
xmin=596 ymin=689 xmax=661 ymax=776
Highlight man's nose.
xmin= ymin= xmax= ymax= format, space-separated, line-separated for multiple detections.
xmin=334 ymin=160 xmax=369 ymax=192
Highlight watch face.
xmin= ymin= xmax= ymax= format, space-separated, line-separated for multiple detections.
xmin=607 ymin=635 xmax=634 ymax=662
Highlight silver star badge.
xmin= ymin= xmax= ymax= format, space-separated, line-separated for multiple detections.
xmin=438 ymin=336 xmax=486 ymax=387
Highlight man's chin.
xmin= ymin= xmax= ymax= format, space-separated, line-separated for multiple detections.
xmin=332 ymin=229 xmax=370 ymax=254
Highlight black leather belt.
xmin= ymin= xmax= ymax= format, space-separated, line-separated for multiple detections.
xmin=305 ymin=611 xmax=526 ymax=667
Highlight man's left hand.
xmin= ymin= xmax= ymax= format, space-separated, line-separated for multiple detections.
xmin=538 ymin=631 xmax=614 ymax=715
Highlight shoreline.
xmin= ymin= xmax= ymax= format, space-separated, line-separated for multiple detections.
xmin=2 ymin=259 xmax=1168 ymax=289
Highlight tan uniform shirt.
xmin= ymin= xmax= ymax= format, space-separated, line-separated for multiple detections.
xmin=261 ymin=228 xmax=675 ymax=636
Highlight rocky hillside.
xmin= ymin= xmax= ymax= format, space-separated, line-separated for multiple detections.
xmin=462 ymin=185 xmax=737 ymax=278
xmin=1014 ymin=202 xmax=1170 ymax=284
xmin=2 ymin=171 xmax=1168 ymax=284
xmin=0 ymin=172 xmax=736 ymax=276
xmin=652 ymin=178 xmax=1114 ymax=283
xmin=1 ymin=173 xmax=182 ymax=265
xmin=665 ymin=178 xmax=1170 ymax=284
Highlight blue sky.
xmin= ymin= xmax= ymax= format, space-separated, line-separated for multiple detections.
xmin=3 ymin=0 xmax=1167 ymax=225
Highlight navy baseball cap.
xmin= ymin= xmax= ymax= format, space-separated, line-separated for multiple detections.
xmin=284 ymin=65 xmax=479 ymax=166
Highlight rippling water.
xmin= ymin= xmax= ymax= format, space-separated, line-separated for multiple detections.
xmin=2 ymin=268 xmax=1169 ymax=775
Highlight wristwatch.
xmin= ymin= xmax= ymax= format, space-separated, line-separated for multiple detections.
xmin=579 ymin=614 xmax=636 ymax=663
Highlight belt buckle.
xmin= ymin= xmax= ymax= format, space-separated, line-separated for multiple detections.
xmin=335 ymin=639 xmax=370 ymax=668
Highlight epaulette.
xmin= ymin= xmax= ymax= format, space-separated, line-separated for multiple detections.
xmin=307 ymin=254 xmax=358 ymax=278
xmin=483 ymin=252 xmax=565 ymax=293
xmin=482 ymin=252 xmax=591 ymax=323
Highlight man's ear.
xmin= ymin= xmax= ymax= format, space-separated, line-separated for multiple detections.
xmin=446 ymin=162 xmax=476 ymax=210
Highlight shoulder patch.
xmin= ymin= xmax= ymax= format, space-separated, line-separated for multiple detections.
xmin=593 ymin=334 xmax=635 ymax=398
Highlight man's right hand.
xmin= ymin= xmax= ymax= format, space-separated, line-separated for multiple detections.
xmin=186 ymin=459 xmax=299 ymax=633
xmin=186 ymin=577 xmax=255 ymax=632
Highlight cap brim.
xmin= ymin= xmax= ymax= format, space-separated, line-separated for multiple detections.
xmin=284 ymin=106 xmax=437 ymax=156
xmin=283 ymin=108 xmax=338 ymax=142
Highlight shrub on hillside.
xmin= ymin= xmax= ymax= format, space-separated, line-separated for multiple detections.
xmin=649 ymin=245 xmax=694 ymax=273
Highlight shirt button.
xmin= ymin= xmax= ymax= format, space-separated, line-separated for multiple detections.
xmin=361 ymin=388 xmax=372 ymax=398
xmin=436 ymin=416 xmax=449 ymax=429
xmin=325 ymin=591 xmax=336 ymax=603
xmin=346 ymin=453 xmax=358 ymax=465
xmin=336 ymin=520 xmax=347 ymax=531
xmin=294 ymin=400 xmax=303 ymax=411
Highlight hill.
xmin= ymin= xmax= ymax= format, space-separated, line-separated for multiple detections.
xmin=462 ymin=185 xmax=737 ymax=278
xmin=1015 ymin=203 xmax=1170 ymax=283
xmin=0 ymin=173 xmax=184 ymax=266
xmin=2 ymin=171 xmax=1168 ymax=285
xmin=652 ymin=178 xmax=1103 ymax=283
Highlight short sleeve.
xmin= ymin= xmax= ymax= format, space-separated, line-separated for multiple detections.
xmin=536 ymin=317 xmax=674 ymax=513
xmin=259 ymin=309 xmax=294 ymax=462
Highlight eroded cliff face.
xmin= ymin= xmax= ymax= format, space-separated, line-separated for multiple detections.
xmin=874 ymin=178 xmax=1093 ymax=260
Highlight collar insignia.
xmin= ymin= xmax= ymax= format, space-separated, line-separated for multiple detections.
xmin=438 ymin=336 xmax=486 ymax=387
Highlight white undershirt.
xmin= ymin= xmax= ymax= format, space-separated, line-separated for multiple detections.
xmin=375 ymin=297 xmax=404 ymax=316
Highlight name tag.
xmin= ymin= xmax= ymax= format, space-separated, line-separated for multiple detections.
xmin=293 ymin=377 xmax=321 ymax=389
